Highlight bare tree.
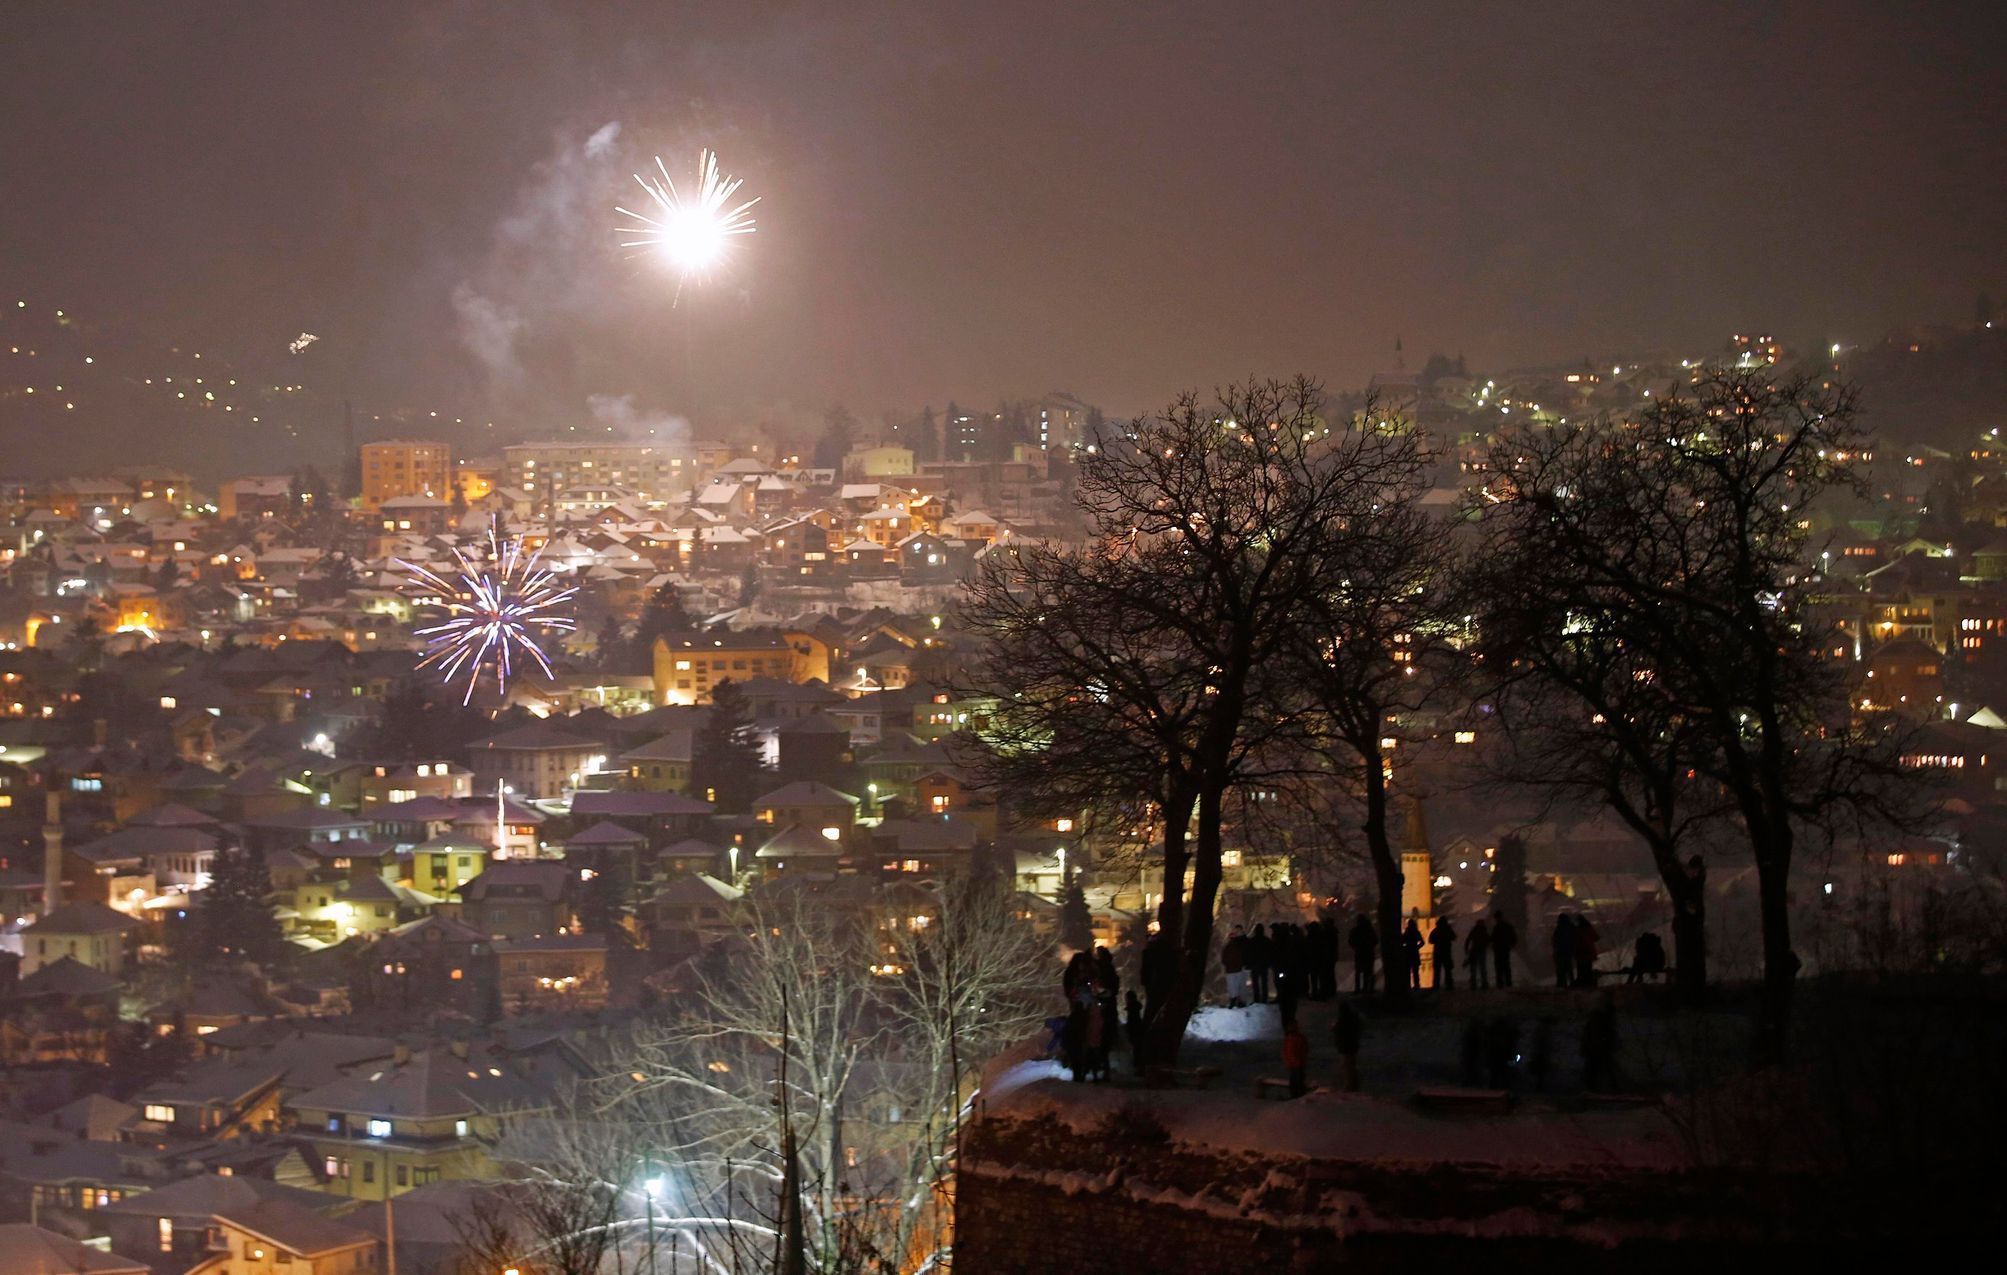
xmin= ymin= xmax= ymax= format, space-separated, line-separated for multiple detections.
xmin=962 ymin=377 xmax=1366 ymax=1060
xmin=502 ymin=875 xmax=1047 ymax=1273
xmin=1473 ymin=368 xmax=1917 ymax=1055
xmin=1276 ymin=415 xmax=1459 ymax=1004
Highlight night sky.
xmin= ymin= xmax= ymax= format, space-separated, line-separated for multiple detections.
xmin=3 ymin=1 xmax=2003 ymax=474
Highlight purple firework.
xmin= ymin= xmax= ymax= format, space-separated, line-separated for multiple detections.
xmin=397 ymin=529 xmax=577 ymax=704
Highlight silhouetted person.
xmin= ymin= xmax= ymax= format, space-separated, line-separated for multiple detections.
xmin=1247 ymin=923 xmax=1273 ymax=1003
xmin=1582 ymin=1002 xmax=1618 ymax=1091
xmin=1551 ymin=913 xmax=1576 ymax=988
xmin=1465 ymin=918 xmax=1491 ymax=989
xmin=1335 ymin=1001 xmax=1363 ymax=1091
xmin=1348 ymin=915 xmax=1377 ymax=993
xmin=1283 ymin=1016 xmax=1309 ymax=1098
xmin=1062 ymin=952 xmax=1093 ymax=1080
xmin=1305 ymin=920 xmax=1331 ymax=999
xmin=1221 ymin=925 xmax=1249 ymax=1007
xmin=1431 ymin=917 xmax=1457 ymax=990
xmin=1094 ymin=946 xmax=1122 ymax=1048
xmin=1491 ymin=913 xmax=1518 ymax=988
xmin=1574 ymin=916 xmax=1600 ymax=989
xmin=1628 ymin=931 xmax=1666 ymax=984
xmin=1402 ymin=916 xmax=1425 ymax=990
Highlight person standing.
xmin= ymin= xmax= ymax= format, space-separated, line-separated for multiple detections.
xmin=1402 ymin=915 xmax=1425 ymax=990
xmin=1282 ymin=1017 xmax=1310 ymax=1098
xmin=1551 ymin=913 xmax=1576 ymax=989
xmin=1303 ymin=920 xmax=1327 ymax=999
xmin=1348 ymin=915 xmax=1377 ymax=993
xmin=1491 ymin=913 xmax=1517 ymax=988
xmin=1430 ymin=917 xmax=1457 ymax=990
xmin=1248 ymin=923 xmax=1273 ymax=1004
xmin=1221 ymin=925 xmax=1250 ymax=1007
xmin=1465 ymin=917 xmax=1492 ymax=990
xmin=1335 ymin=1000 xmax=1363 ymax=1091
xmin=1574 ymin=916 xmax=1600 ymax=989
xmin=1093 ymin=946 xmax=1122 ymax=1058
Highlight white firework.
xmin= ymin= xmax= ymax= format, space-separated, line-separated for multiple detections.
xmin=616 ymin=147 xmax=759 ymax=288
xmin=397 ymin=529 xmax=577 ymax=704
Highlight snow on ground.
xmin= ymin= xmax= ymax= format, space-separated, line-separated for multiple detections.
xmin=1183 ymin=1002 xmax=1283 ymax=1043
xmin=977 ymin=986 xmax=1704 ymax=1172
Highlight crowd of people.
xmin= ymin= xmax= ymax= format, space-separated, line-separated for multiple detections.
xmin=1050 ymin=908 xmax=1664 ymax=1090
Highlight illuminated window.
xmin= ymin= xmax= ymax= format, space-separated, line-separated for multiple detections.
xmin=144 ymin=1104 xmax=174 ymax=1122
xmin=1054 ymin=818 xmax=1074 ymax=833
xmin=1454 ymin=731 xmax=1476 ymax=745
xmin=159 ymin=1218 xmax=173 ymax=1252
xmin=368 ymin=1118 xmax=392 ymax=1138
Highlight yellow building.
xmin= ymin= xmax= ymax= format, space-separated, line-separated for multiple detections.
xmin=360 ymin=440 xmax=451 ymax=512
xmin=653 ymin=629 xmax=802 ymax=705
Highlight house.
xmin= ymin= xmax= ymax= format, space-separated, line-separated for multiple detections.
xmin=0 ymin=1224 xmax=150 ymax=1275
xmin=752 ymin=780 xmax=860 ymax=836
xmin=99 ymin=1173 xmax=354 ymax=1274
xmin=646 ymin=872 xmax=743 ymax=957
xmin=468 ymin=721 xmax=608 ymax=800
xmin=18 ymin=902 xmax=139 ymax=976
xmin=203 ymin=1196 xmax=379 ymax=1275
xmin=288 ymin=1047 xmax=553 ymax=1200
xmin=454 ymin=862 xmax=578 ymax=940
xmin=493 ymin=934 xmax=609 ymax=1011
xmin=128 ymin=1053 xmax=286 ymax=1146
xmin=351 ymin=915 xmax=496 ymax=1019
xmin=652 ymin=628 xmax=804 ymax=705
xmin=406 ymin=836 xmax=489 ymax=899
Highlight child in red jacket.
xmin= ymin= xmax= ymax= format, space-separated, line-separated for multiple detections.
xmin=1283 ymin=1017 xmax=1309 ymax=1097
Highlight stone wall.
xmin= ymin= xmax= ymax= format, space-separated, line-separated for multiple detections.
xmin=953 ymin=1103 xmax=1871 ymax=1274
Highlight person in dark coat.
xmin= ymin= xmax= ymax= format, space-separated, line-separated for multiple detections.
xmin=1304 ymin=921 xmax=1328 ymax=999
xmin=1574 ymin=916 xmax=1600 ymax=989
xmin=1093 ymin=946 xmax=1122 ymax=1058
xmin=1062 ymin=952 xmax=1093 ymax=1080
xmin=1334 ymin=1000 xmax=1363 ymax=1091
xmin=1274 ymin=924 xmax=1302 ymax=1026
xmin=1220 ymin=925 xmax=1250 ymax=1007
xmin=1628 ymin=931 xmax=1667 ymax=983
xmin=1401 ymin=916 xmax=1425 ymax=990
xmin=1491 ymin=913 xmax=1518 ymax=988
xmin=1247 ymin=923 xmax=1273 ymax=1003
xmin=1430 ymin=917 xmax=1457 ymax=990
xmin=1551 ymin=913 xmax=1576 ymax=989
xmin=1465 ymin=918 xmax=1492 ymax=990
xmin=1348 ymin=915 xmax=1377 ymax=993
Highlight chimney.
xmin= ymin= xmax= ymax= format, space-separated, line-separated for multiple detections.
xmin=393 ymin=1043 xmax=412 ymax=1066
xmin=42 ymin=788 xmax=63 ymax=915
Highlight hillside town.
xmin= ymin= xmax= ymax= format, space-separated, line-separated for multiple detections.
xmin=0 ymin=320 xmax=2001 ymax=1269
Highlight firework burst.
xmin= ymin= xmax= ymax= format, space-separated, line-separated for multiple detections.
xmin=397 ymin=529 xmax=577 ymax=704
xmin=616 ymin=147 xmax=759 ymax=293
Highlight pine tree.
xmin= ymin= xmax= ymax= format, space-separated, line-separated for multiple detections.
xmin=633 ymin=583 xmax=696 ymax=673
xmin=691 ymin=679 xmax=768 ymax=812
xmin=815 ymin=404 xmax=858 ymax=470
xmin=914 ymin=405 xmax=941 ymax=462
xmin=196 ymin=846 xmax=287 ymax=968
xmin=1058 ymin=876 xmax=1093 ymax=953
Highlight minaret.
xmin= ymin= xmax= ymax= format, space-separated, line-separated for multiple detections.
xmin=1399 ymin=795 xmax=1434 ymax=981
xmin=42 ymin=787 xmax=63 ymax=915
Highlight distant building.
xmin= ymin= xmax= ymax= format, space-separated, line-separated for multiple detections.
xmin=359 ymin=440 xmax=451 ymax=512
xmin=504 ymin=441 xmax=694 ymax=507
